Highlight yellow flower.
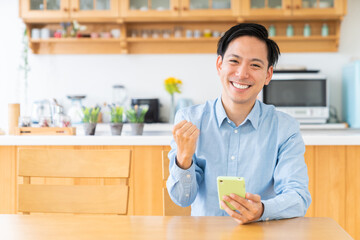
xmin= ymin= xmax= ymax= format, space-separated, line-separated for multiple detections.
xmin=164 ymin=77 xmax=182 ymax=95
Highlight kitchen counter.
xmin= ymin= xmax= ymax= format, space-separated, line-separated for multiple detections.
xmin=0 ymin=124 xmax=360 ymax=145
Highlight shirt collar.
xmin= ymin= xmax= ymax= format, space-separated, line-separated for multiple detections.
xmin=215 ymin=97 xmax=228 ymax=128
xmin=215 ymin=96 xmax=260 ymax=130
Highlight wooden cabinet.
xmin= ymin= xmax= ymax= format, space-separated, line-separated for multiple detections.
xmin=121 ymin=0 xmax=239 ymax=19
xmin=121 ymin=0 xmax=180 ymax=18
xmin=20 ymin=0 xmax=70 ymax=20
xmin=19 ymin=0 xmax=347 ymax=54
xmin=180 ymin=0 xmax=239 ymax=18
xmin=70 ymin=0 xmax=119 ymax=19
xmin=1 ymin=145 xmax=359 ymax=239
xmin=292 ymin=0 xmax=346 ymax=16
xmin=242 ymin=0 xmax=346 ymax=17
xmin=20 ymin=0 xmax=119 ymax=22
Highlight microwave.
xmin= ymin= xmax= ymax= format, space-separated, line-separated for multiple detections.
xmin=260 ymin=73 xmax=329 ymax=124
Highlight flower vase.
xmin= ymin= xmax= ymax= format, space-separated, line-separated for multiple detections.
xmin=169 ymin=94 xmax=175 ymax=124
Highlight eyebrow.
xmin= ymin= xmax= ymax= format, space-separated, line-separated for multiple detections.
xmin=228 ymin=54 xmax=265 ymax=66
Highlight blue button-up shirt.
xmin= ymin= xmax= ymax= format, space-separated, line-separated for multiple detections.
xmin=166 ymin=97 xmax=311 ymax=221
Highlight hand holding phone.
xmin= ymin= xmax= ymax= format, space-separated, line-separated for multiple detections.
xmin=217 ymin=176 xmax=246 ymax=210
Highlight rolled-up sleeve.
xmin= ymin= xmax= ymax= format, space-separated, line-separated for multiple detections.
xmin=166 ymin=110 xmax=203 ymax=208
xmin=260 ymin=123 xmax=311 ymax=221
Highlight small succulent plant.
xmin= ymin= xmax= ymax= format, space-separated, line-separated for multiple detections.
xmin=109 ymin=105 xmax=124 ymax=123
xmin=125 ymin=105 xmax=148 ymax=123
xmin=82 ymin=107 xmax=100 ymax=123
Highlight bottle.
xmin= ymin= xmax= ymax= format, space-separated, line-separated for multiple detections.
xmin=53 ymin=105 xmax=65 ymax=127
xmin=303 ymin=23 xmax=311 ymax=37
xmin=321 ymin=23 xmax=329 ymax=37
xmin=269 ymin=25 xmax=276 ymax=37
xmin=286 ymin=24 xmax=294 ymax=37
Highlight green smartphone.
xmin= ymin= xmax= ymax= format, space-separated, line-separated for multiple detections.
xmin=217 ymin=176 xmax=246 ymax=210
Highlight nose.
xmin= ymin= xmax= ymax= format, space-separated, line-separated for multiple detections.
xmin=234 ymin=64 xmax=249 ymax=79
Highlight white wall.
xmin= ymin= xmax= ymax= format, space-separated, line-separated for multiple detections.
xmin=1 ymin=0 xmax=359 ymax=131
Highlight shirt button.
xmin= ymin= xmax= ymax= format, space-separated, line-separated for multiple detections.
xmin=186 ymin=174 xmax=191 ymax=178
xmin=231 ymin=156 xmax=235 ymax=160
xmin=234 ymin=130 xmax=238 ymax=133
xmin=185 ymin=194 xmax=189 ymax=197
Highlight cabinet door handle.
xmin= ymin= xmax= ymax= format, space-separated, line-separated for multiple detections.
xmin=174 ymin=6 xmax=178 ymax=11
xmin=183 ymin=7 xmax=188 ymax=11
xmin=73 ymin=8 xmax=78 ymax=12
xmin=286 ymin=5 xmax=291 ymax=9
xmin=63 ymin=8 xmax=68 ymax=12
xmin=295 ymin=5 xmax=300 ymax=9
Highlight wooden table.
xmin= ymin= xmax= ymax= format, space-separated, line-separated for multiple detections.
xmin=0 ymin=215 xmax=353 ymax=240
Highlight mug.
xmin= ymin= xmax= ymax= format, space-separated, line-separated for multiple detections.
xmin=31 ymin=28 xmax=40 ymax=40
xmin=111 ymin=29 xmax=121 ymax=38
xmin=41 ymin=28 xmax=50 ymax=39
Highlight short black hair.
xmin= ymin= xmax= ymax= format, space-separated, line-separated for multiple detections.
xmin=217 ymin=23 xmax=280 ymax=68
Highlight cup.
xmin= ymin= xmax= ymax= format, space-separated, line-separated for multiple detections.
xmin=31 ymin=28 xmax=40 ymax=40
xmin=185 ymin=29 xmax=193 ymax=38
xmin=193 ymin=30 xmax=201 ymax=38
xmin=111 ymin=29 xmax=121 ymax=38
xmin=213 ymin=31 xmax=220 ymax=37
xmin=41 ymin=28 xmax=50 ymax=39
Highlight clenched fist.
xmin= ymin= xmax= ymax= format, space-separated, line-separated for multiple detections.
xmin=172 ymin=120 xmax=200 ymax=169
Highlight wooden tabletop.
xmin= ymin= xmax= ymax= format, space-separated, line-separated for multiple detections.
xmin=0 ymin=215 xmax=353 ymax=240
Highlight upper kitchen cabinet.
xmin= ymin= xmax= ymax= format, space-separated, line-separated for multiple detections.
xmin=291 ymin=0 xmax=346 ymax=16
xmin=121 ymin=0 xmax=180 ymax=19
xmin=20 ymin=0 xmax=70 ymax=20
xmin=242 ymin=0 xmax=346 ymax=18
xmin=180 ymin=0 xmax=239 ymax=19
xmin=121 ymin=0 xmax=239 ymax=21
xmin=20 ymin=0 xmax=120 ymax=22
xmin=70 ymin=0 xmax=119 ymax=20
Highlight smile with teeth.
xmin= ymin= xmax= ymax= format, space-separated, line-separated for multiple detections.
xmin=232 ymin=82 xmax=250 ymax=89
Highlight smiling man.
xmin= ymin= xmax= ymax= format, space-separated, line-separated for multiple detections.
xmin=167 ymin=23 xmax=311 ymax=224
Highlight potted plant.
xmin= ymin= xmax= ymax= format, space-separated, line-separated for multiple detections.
xmin=109 ymin=105 xmax=124 ymax=135
xmin=125 ymin=105 xmax=148 ymax=135
xmin=82 ymin=106 xmax=100 ymax=135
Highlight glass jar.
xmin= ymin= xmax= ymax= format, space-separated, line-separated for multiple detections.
xmin=39 ymin=116 xmax=51 ymax=127
xmin=286 ymin=24 xmax=294 ymax=37
xmin=303 ymin=24 xmax=311 ymax=37
xmin=269 ymin=25 xmax=276 ymax=37
xmin=67 ymin=95 xmax=86 ymax=124
xmin=18 ymin=116 xmax=31 ymax=127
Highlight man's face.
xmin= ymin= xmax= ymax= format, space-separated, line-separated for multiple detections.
xmin=216 ymin=36 xmax=273 ymax=108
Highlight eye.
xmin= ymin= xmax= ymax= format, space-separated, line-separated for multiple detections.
xmin=251 ymin=64 xmax=261 ymax=68
xmin=229 ymin=59 xmax=239 ymax=64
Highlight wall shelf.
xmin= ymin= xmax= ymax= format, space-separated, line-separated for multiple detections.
xmin=20 ymin=0 xmax=347 ymax=54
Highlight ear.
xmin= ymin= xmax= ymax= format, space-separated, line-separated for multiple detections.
xmin=216 ymin=55 xmax=223 ymax=76
xmin=264 ymin=66 xmax=273 ymax=85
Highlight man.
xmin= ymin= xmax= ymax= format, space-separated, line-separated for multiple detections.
xmin=166 ymin=23 xmax=311 ymax=224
